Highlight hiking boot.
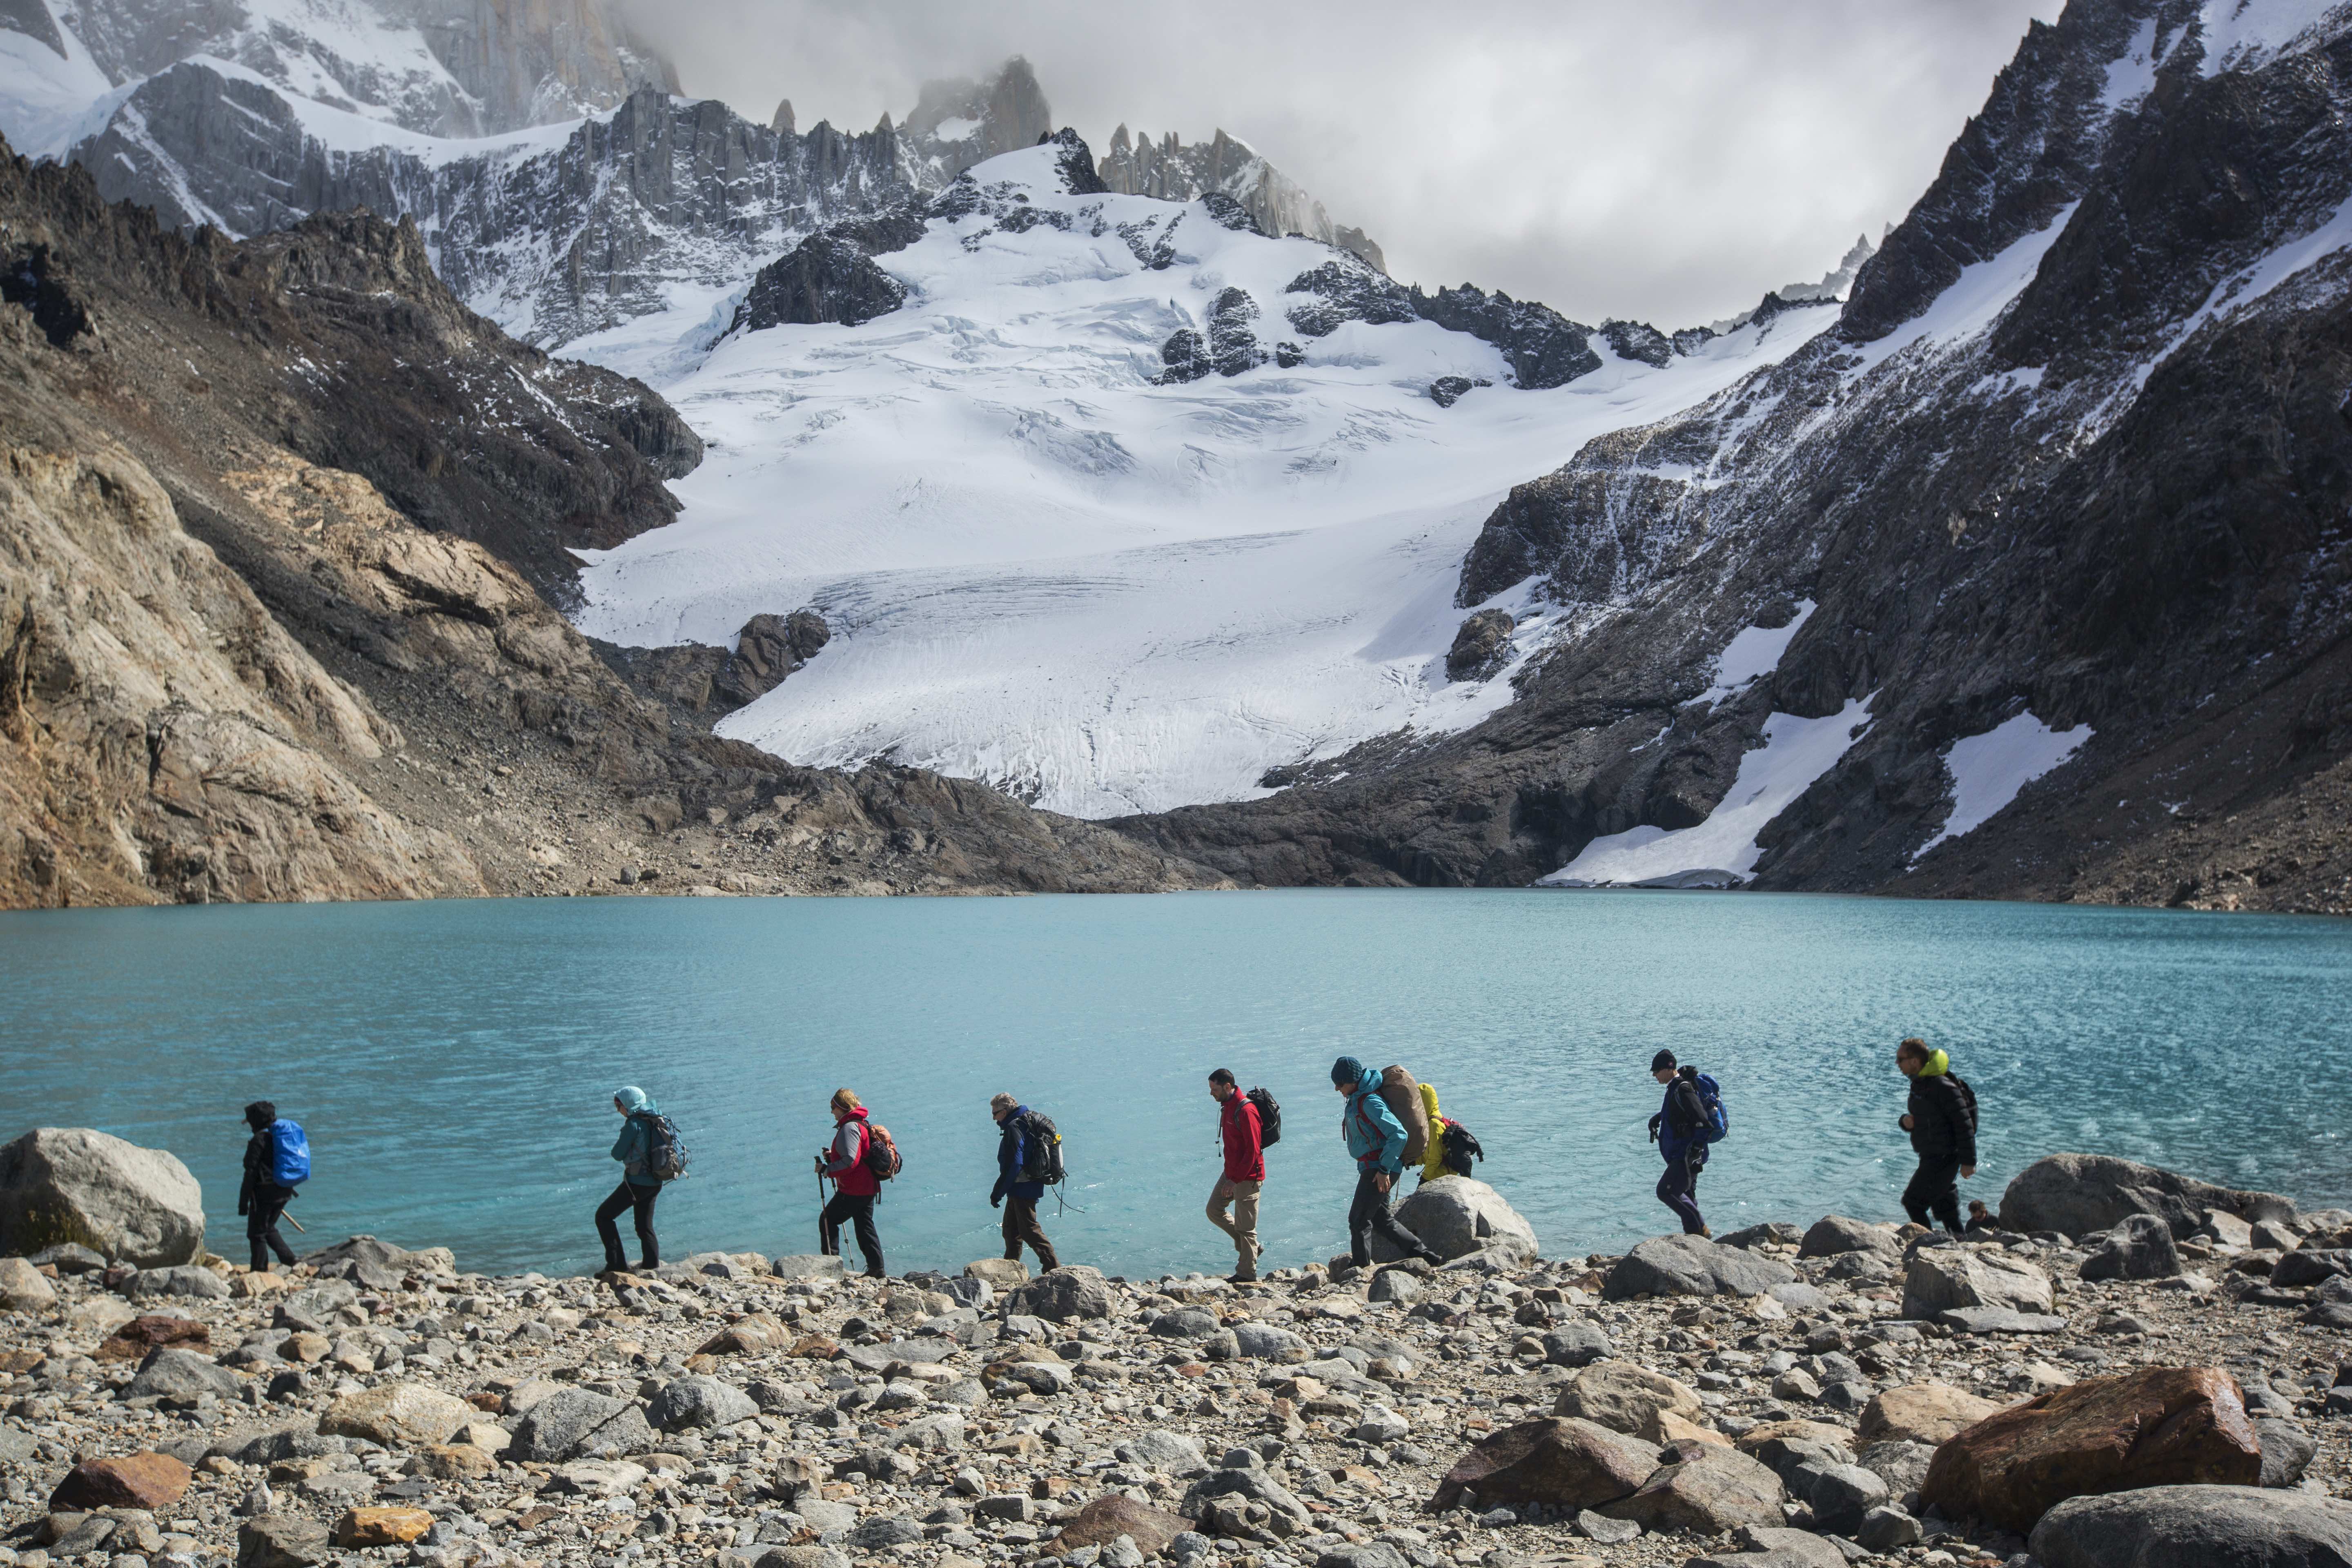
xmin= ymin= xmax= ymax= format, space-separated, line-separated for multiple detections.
xmin=1698 ymin=1226 xmax=1714 ymax=1240
xmin=1228 ymin=1271 xmax=1257 ymax=1284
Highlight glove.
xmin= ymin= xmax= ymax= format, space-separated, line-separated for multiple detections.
xmin=237 ymin=1203 xmax=249 ymax=1217
xmin=991 ymin=1196 xmax=1003 ymax=1209
xmin=1647 ymin=1113 xmax=1662 ymax=1143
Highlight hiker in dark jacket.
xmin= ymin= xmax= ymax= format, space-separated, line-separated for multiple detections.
xmin=1332 ymin=1056 xmax=1443 ymax=1269
xmin=1208 ymin=1069 xmax=1265 ymax=1283
xmin=816 ymin=1088 xmax=884 ymax=1278
xmin=237 ymin=1101 xmax=299 ymax=1273
xmin=1647 ymin=1051 xmax=1711 ymax=1238
xmin=1897 ymin=1038 xmax=1978 ymax=1234
xmin=597 ymin=1086 xmax=664 ymax=1274
xmin=990 ymin=1093 xmax=1060 ymax=1272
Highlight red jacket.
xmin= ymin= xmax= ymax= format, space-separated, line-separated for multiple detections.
xmin=825 ymin=1107 xmax=879 ymax=1196
xmin=1219 ymin=1093 xmax=1264 ymax=1183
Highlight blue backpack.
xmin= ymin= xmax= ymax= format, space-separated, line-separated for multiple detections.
xmin=268 ymin=1119 xmax=311 ymax=1187
xmin=1692 ymin=1074 xmax=1729 ymax=1145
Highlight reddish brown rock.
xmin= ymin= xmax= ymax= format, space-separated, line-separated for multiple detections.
xmin=94 ymin=1315 xmax=211 ymax=1362
xmin=1052 ymin=1494 xmax=1194 ymax=1555
xmin=49 ymin=1452 xmax=192 ymax=1511
xmin=1921 ymin=1366 xmax=2261 ymax=1531
xmin=1430 ymin=1417 xmax=1660 ymax=1511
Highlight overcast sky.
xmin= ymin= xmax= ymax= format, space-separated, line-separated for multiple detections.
xmin=621 ymin=0 xmax=2062 ymax=329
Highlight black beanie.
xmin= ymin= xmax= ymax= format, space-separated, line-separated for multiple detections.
xmin=1650 ymin=1050 xmax=1676 ymax=1072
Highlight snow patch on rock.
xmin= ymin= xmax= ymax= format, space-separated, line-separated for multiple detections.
xmin=1913 ymin=711 xmax=2092 ymax=862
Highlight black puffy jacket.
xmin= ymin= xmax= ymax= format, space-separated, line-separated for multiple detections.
xmin=1907 ymin=1070 xmax=1978 ymax=1166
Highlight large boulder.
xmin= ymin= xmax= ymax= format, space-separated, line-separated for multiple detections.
xmin=2080 ymin=1214 xmax=2181 ymax=1281
xmin=1428 ymin=1418 xmax=1659 ymax=1511
xmin=1004 ymin=1266 xmax=1112 ymax=1323
xmin=1054 ymin=1494 xmax=1194 ymax=1555
xmin=2001 ymin=1155 xmax=2294 ymax=1241
xmin=320 ymin=1383 xmax=476 ymax=1448
xmin=1552 ymin=1359 xmax=1704 ymax=1440
xmin=1922 ymin=1366 xmax=2261 ymax=1531
xmin=508 ymin=1388 xmax=655 ymax=1462
xmin=1858 ymin=1383 xmax=2006 ymax=1446
xmin=1372 ymin=1176 xmax=1537 ymax=1264
xmin=127 ymin=1265 xmax=229 ymax=1300
xmin=0 ymin=1128 xmax=205 ymax=1266
xmin=1900 ymin=1245 xmax=2052 ymax=1321
xmin=646 ymin=1375 xmax=756 ymax=1432
xmin=2031 ymin=1484 xmax=2352 ymax=1568
xmin=1604 ymin=1233 xmax=1799 ymax=1300
xmin=1800 ymin=1216 xmax=1901 ymax=1258
xmin=1596 ymin=1444 xmax=1785 ymax=1535
xmin=49 ymin=1452 xmax=192 ymax=1510
xmin=125 ymin=1347 xmax=242 ymax=1402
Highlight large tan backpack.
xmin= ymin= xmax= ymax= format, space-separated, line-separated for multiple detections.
xmin=1379 ymin=1065 xmax=1430 ymax=1165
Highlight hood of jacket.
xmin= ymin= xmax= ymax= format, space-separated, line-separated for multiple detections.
xmin=836 ymin=1105 xmax=870 ymax=1125
xmin=615 ymin=1086 xmax=657 ymax=1115
xmin=1917 ymin=1049 xmax=1949 ymax=1078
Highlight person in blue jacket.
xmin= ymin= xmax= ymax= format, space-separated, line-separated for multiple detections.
xmin=1332 ymin=1057 xmax=1443 ymax=1269
xmin=1648 ymin=1050 xmax=1711 ymax=1238
xmin=597 ymin=1086 xmax=664 ymax=1274
xmin=989 ymin=1092 xmax=1060 ymax=1273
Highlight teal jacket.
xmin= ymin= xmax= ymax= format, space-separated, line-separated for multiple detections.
xmin=1340 ymin=1066 xmax=1408 ymax=1175
xmin=612 ymin=1112 xmax=662 ymax=1189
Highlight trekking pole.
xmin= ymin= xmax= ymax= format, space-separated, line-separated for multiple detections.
xmin=283 ymin=1214 xmax=306 ymax=1234
xmin=815 ymin=1169 xmax=827 ymax=1252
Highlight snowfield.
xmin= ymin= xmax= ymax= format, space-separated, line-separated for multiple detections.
xmin=572 ymin=145 xmax=1844 ymax=818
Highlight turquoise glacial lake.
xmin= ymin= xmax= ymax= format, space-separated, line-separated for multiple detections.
xmin=1 ymin=889 xmax=2345 ymax=1280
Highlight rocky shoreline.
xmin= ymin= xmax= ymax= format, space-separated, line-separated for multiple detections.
xmin=3 ymin=1140 xmax=2350 ymax=1568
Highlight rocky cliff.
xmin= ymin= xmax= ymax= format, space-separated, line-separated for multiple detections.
xmin=1114 ymin=0 xmax=2352 ymax=916
xmin=0 ymin=137 xmax=1222 ymax=907
xmin=1098 ymin=123 xmax=1385 ymax=272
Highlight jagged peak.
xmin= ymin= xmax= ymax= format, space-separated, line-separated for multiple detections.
xmin=771 ymin=99 xmax=794 ymax=136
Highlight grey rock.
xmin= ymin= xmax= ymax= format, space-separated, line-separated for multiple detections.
xmin=1367 ymin=1267 xmax=1423 ymax=1305
xmin=1446 ymin=611 xmax=1517 ymax=682
xmin=1900 ymin=1247 xmax=2051 ymax=1320
xmin=236 ymin=1517 xmax=330 ymax=1568
xmin=2030 ymin=1483 xmax=2352 ymax=1568
xmin=1787 ymin=1459 xmax=1889 ymax=1535
xmin=1603 ymin=1233 xmax=1799 ymax=1299
xmin=28 ymin=1242 xmax=107 ymax=1273
xmin=1234 ymin=1323 xmax=1310 ymax=1361
xmin=1857 ymin=1505 xmax=1923 ymax=1550
xmin=1800 ymin=1216 xmax=1902 ymax=1258
xmin=2001 ymin=1155 xmax=2295 ymax=1241
xmin=0 ymin=1128 xmax=206 ymax=1267
xmin=1150 ymin=1308 xmax=1221 ymax=1340
xmin=770 ymin=1255 xmax=848 ymax=1281
xmin=2080 ymin=1214 xmax=2181 ymax=1281
xmin=2258 ymin=1419 xmax=2318 ymax=1488
xmin=1376 ymin=1176 xmax=1537 ymax=1265
xmin=1005 ymin=1266 xmax=1113 ymax=1323
xmin=508 ymin=1388 xmax=653 ymax=1461
xmin=847 ymin=1517 xmax=923 ymax=1549
xmin=127 ymin=1265 xmax=230 ymax=1300
xmin=127 ymin=1347 xmax=243 ymax=1402
xmin=1855 ymin=1440 xmax=1935 ymax=1497
xmin=647 ymin=1375 xmax=757 ymax=1432
xmin=1316 ymin=1546 xmax=1407 ymax=1568
xmin=1118 ymin=1430 xmax=1206 ymax=1474
xmin=1573 ymin=1510 xmax=1639 ymax=1544
xmin=1717 ymin=1222 xmax=1805 ymax=1250
xmin=1936 ymin=1306 xmax=2069 ymax=1334
xmin=1750 ymin=1436 xmax=1857 ymax=1487
xmin=1540 ymin=1322 xmax=1614 ymax=1367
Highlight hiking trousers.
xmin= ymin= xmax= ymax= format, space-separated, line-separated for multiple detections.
xmin=1207 ymin=1176 xmax=1262 ymax=1278
xmin=1003 ymin=1195 xmax=1060 ymax=1272
xmin=1903 ymin=1158 xmax=1963 ymax=1233
xmin=246 ymin=1185 xmax=298 ymax=1273
xmin=1657 ymin=1151 xmax=1706 ymax=1235
xmin=1348 ymin=1168 xmax=1433 ymax=1267
xmin=595 ymin=1180 xmax=661 ymax=1270
xmin=822 ymin=1191 xmax=884 ymax=1276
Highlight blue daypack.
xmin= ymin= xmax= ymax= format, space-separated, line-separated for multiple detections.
xmin=1692 ymin=1074 xmax=1729 ymax=1144
xmin=269 ymin=1119 xmax=311 ymax=1187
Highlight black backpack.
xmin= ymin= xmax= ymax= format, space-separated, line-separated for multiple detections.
xmin=1246 ymin=1086 xmax=1282 ymax=1147
xmin=1018 ymin=1110 xmax=1065 ymax=1185
xmin=1439 ymin=1118 xmax=1483 ymax=1176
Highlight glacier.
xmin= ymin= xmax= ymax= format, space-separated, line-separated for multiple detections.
xmin=570 ymin=144 xmax=1846 ymax=818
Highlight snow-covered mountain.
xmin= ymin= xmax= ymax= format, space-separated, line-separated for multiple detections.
xmin=567 ymin=135 xmax=1849 ymax=816
xmin=1099 ymin=123 xmax=1385 ymax=272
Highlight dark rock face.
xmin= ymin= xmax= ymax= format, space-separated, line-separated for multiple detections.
xmin=1601 ymin=320 xmax=1673 ymax=368
xmin=1042 ymin=127 xmax=1110 ymax=197
xmin=731 ymin=208 xmax=925 ymax=335
xmin=1158 ymin=329 xmax=1213 ymax=384
xmin=1413 ymin=282 xmax=1601 ymax=389
xmin=1116 ymin=2 xmax=2352 ymax=913
xmin=1284 ymin=260 xmax=1418 ymax=338
xmin=1207 ymin=288 xmax=1267 ymax=376
xmin=1427 ymin=376 xmax=1489 ymax=408
xmin=1446 ymin=611 xmax=1516 ymax=680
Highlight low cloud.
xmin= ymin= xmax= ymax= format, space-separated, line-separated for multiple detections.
xmin=620 ymin=0 xmax=2059 ymax=329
